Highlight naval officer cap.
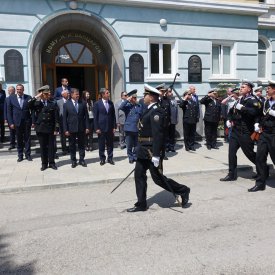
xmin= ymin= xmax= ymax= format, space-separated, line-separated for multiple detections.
xmin=242 ymin=79 xmax=255 ymax=89
xmin=155 ymin=83 xmax=166 ymax=90
xmin=254 ymin=86 xmax=263 ymax=92
xmin=37 ymin=85 xmax=50 ymax=94
xmin=208 ymin=88 xmax=217 ymax=94
xmin=127 ymin=89 xmax=137 ymax=97
xmin=268 ymin=80 xmax=275 ymax=88
xmin=144 ymin=84 xmax=161 ymax=95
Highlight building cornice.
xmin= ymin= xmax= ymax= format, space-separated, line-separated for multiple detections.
xmin=78 ymin=0 xmax=268 ymax=16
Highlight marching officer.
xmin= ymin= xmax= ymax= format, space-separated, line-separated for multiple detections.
xmin=179 ymin=89 xmax=200 ymax=151
xmin=119 ymin=89 xmax=143 ymax=163
xmin=200 ymin=89 xmax=222 ymax=150
xmin=248 ymin=80 xmax=275 ymax=192
xmin=220 ymin=80 xmax=262 ymax=182
xmin=28 ymin=85 xmax=59 ymax=171
xmin=127 ymin=84 xmax=190 ymax=212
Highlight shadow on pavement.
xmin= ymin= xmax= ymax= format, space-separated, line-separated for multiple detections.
xmin=0 ymin=233 xmax=36 ymax=274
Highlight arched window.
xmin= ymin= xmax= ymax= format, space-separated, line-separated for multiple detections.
xmin=258 ymin=39 xmax=267 ymax=79
xmin=55 ymin=43 xmax=95 ymax=64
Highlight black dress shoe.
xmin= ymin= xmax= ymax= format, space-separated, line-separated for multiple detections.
xmin=71 ymin=162 xmax=77 ymax=168
xmin=220 ymin=175 xmax=237 ymax=182
xmin=181 ymin=188 xmax=190 ymax=207
xmin=207 ymin=145 xmax=211 ymax=150
xmin=17 ymin=157 xmax=23 ymax=162
xmin=100 ymin=160 xmax=105 ymax=166
xmin=108 ymin=159 xmax=115 ymax=165
xmin=8 ymin=145 xmax=15 ymax=151
xmin=26 ymin=156 xmax=33 ymax=161
xmin=129 ymin=160 xmax=134 ymax=164
xmin=40 ymin=165 xmax=48 ymax=171
xmin=54 ymin=154 xmax=59 ymax=159
xmin=252 ymin=173 xmax=259 ymax=179
xmin=190 ymin=147 xmax=196 ymax=151
xmin=212 ymin=146 xmax=219 ymax=149
xmin=49 ymin=164 xmax=57 ymax=170
xmin=185 ymin=147 xmax=190 ymax=151
xmin=127 ymin=206 xmax=147 ymax=212
xmin=248 ymin=185 xmax=266 ymax=192
xmin=79 ymin=160 xmax=87 ymax=167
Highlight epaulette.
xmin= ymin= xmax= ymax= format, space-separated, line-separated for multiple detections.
xmin=153 ymin=105 xmax=158 ymax=109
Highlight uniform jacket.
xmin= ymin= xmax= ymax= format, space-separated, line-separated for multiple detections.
xmin=200 ymin=95 xmax=221 ymax=123
xmin=159 ymin=96 xmax=171 ymax=127
xmin=28 ymin=98 xmax=58 ymax=134
xmin=228 ymin=94 xmax=261 ymax=134
xmin=179 ymin=99 xmax=199 ymax=124
xmin=114 ymin=99 xmax=126 ymax=124
xmin=63 ymin=99 xmax=89 ymax=133
xmin=136 ymin=103 xmax=164 ymax=159
xmin=259 ymin=99 xmax=275 ymax=134
xmin=119 ymin=100 xmax=142 ymax=132
xmin=6 ymin=93 xmax=32 ymax=126
xmin=93 ymin=99 xmax=116 ymax=132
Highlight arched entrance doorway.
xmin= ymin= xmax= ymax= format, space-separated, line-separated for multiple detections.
xmin=42 ymin=32 xmax=109 ymax=100
xmin=30 ymin=12 xmax=124 ymax=101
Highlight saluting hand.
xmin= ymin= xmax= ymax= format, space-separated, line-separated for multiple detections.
xmin=85 ymin=129 xmax=89 ymax=134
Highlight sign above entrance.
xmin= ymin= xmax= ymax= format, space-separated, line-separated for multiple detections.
xmin=45 ymin=32 xmax=103 ymax=55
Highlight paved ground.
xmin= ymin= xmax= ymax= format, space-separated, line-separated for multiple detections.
xmin=1 ymin=170 xmax=275 ymax=274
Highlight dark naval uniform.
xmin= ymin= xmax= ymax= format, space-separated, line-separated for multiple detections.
xmin=200 ymin=95 xmax=221 ymax=149
xmin=28 ymin=95 xmax=58 ymax=169
xmin=250 ymin=98 xmax=275 ymax=191
xmin=224 ymin=94 xmax=261 ymax=180
xmin=119 ymin=98 xmax=142 ymax=163
xmin=179 ymin=99 xmax=199 ymax=151
xmin=130 ymin=102 xmax=190 ymax=211
xmin=159 ymin=96 xmax=171 ymax=152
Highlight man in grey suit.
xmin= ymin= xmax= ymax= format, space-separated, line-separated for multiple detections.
xmin=57 ymin=89 xmax=69 ymax=154
xmin=115 ymin=91 xmax=127 ymax=149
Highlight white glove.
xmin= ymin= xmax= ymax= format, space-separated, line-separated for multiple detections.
xmin=226 ymin=120 xmax=232 ymax=128
xmin=254 ymin=123 xmax=260 ymax=133
xmin=152 ymin=156 xmax=160 ymax=168
xmin=235 ymin=103 xmax=244 ymax=110
xmin=269 ymin=109 xmax=275 ymax=117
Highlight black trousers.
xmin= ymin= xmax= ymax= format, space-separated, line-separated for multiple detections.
xmin=228 ymin=128 xmax=256 ymax=178
xmin=69 ymin=132 xmax=85 ymax=162
xmin=134 ymin=158 xmax=189 ymax=207
xmin=167 ymin=124 xmax=176 ymax=149
xmin=37 ymin=132 xmax=55 ymax=166
xmin=98 ymin=131 xmax=114 ymax=161
xmin=9 ymin=127 xmax=16 ymax=146
xmin=15 ymin=120 xmax=31 ymax=158
xmin=204 ymin=120 xmax=218 ymax=147
xmin=255 ymin=132 xmax=275 ymax=186
xmin=183 ymin=122 xmax=196 ymax=149
xmin=0 ymin=117 xmax=4 ymax=142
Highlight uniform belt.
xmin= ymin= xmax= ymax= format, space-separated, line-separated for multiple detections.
xmin=138 ymin=137 xmax=153 ymax=142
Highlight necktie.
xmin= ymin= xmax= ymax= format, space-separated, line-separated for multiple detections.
xmin=19 ymin=96 xmax=23 ymax=109
xmin=74 ymin=101 xmax=78 ymax=113
xmin=43 ymin=101 xmax=47 ymax=107
xmin=104 ymin=100 xmax=109 ymax=112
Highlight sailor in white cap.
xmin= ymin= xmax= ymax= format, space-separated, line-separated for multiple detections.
xmin=127 ymin=84 xmax=190 ymax=212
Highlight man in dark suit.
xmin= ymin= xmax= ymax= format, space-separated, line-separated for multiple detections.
xmin=93 ymin=88 xmax=116 ymax=165
xmin=63 ymin=88 xmax=89 ymax=168
xmin=0 ymin=83 xmax=6 ymax=143
xmin=6 ymin=84 xmax=33 ymax=162
xmin=28 ymin=85 xmax=59 ymax=171
xmin=54 ymin=78 xmax=71 ymax=100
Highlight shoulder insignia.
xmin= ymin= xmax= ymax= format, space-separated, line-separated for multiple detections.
xmin=153 ymin=105 xmax=158 ymax=109
xmin=253 ymin=102 xmax=261 ymax=108
xmin=154 ymin=115 xmax=160 ymax=122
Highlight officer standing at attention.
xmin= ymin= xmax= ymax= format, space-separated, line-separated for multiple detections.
xmin=220 ymin=80 xmax=262 ymax=182
xmin=248 ymin=80 xmax=275 ymax=192
xmin=200 ymin=89 xmax=221 ymax=150
xmin=127 ymin=84 xmax=190 ymax=212
xmin=28 ymin=85 xmax=59 ymax=171
xmin=179 ymin=89 xmax=200 ymax=151
xmin=119 ymin=89 xmax=142 ymax=163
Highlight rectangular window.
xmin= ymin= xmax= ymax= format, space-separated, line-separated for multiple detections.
xmin=150 ymin=42 xmax=174 ymax=76
xmin=212 ymin=44 xmax=232 ymax=77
